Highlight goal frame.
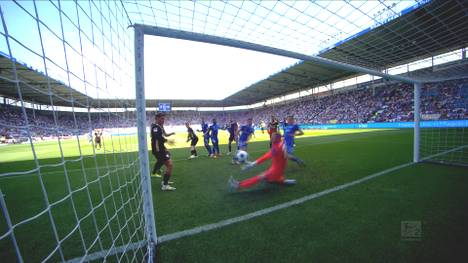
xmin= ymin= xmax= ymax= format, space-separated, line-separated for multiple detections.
xmin=132 ymin=24 xmax=424 ymax=179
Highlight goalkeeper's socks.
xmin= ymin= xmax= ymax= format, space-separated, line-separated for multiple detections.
xmin=239 ymin=175 xmax=262 ymax=189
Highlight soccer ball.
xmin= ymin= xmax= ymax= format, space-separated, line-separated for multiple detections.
xmin=235 ymin=150 xmax=249 ymax=163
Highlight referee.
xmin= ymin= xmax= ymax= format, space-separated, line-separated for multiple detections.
xmin=151 ymin=112 xmax=176 ymax=191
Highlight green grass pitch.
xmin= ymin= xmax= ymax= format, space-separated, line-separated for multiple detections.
xmin=0 ymin=129 xmax=467 ymax=262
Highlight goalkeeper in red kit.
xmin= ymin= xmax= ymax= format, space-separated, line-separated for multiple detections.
xmin=228 ymin=133 xmax=296 ymax=191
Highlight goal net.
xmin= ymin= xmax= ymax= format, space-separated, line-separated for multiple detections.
xmin=0 ymin=1 xmax=155 ymax=262
xmin=1 ymin=0 xmax=467 ymax=262
xmin=420 ymin=79 xmax=468 ymax=166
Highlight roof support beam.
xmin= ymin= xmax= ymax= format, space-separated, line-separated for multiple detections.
xmin=136 ymin=24 xmax=422 ymax=85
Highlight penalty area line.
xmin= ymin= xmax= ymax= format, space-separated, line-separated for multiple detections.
xmin=157 ymin=161 xmax=413 ymax=243
xmin=158 ymin=145 xmax=465 ymax=244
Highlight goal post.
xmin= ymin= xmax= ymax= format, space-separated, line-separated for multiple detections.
xmin=0 ymin=1 xmax=156 ymax=262
xmin=414 ymin=82 xmax=421 ymax=163
xmin=133 ymin=24 xmax=158 ymax=257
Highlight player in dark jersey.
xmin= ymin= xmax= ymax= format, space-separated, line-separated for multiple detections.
xmin=208 ymin=119 xmax=220 ymax=158
xmin=227 ymin=119 xmax=239 ymax=155
xmin=94 ymin=130 xmax=102 ymax=150
xmin=151 ymin=113 xmax=176 ymax=191
xmin=267 ymin=116 xmax=279 ymax=148
xmin=186 ymin=122 xmax=198 ymax=159
xmin=197 ymin=118 xmax=212 ymax=157
xmin=283 ymin=115 xmax=305 ymax=167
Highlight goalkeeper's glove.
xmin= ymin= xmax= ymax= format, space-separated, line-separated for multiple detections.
xmin=242 ymin=161 xmax=256 ymax=171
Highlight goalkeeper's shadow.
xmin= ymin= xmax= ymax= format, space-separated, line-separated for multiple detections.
xmin=229 ymin=181 xmax=288 ymax=198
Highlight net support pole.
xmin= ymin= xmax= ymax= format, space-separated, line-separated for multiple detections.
xmin=413 ymin=82 xmax=422 ymax=163
xmin=134 ymin=25 xmax=158 ymax=258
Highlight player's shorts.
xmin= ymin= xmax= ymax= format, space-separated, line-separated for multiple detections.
xmin=264 ymin=168 xmax=285 ymax=183
xmin=154 ymin=150 xmax=171 ymax=163
xmin=190 ymin=137 xmax=198 ymax=146
xmin=203 ymin=136 xmax=210 ymax=145
xmin=238 ymin=140 xmax=248 ymax=149
xmin=228 ymin=134 xmax=236 ymax=142
xmin=286 ymin=143 xmax=294 ymax=154
xmin=211 ymin=137 xmax=218 ymax=145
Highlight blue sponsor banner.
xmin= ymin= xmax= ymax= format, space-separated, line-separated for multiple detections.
xmin=300 ymin=120 xmax=468 ymax=130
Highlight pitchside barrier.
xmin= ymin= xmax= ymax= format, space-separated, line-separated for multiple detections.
xmin=299 ymin=120 xmax=468 ymax=129
xmin=300 ymin=120 xmax=468 ymax=167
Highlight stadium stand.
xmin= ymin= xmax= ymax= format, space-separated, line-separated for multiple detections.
xmin=2 ymin=77 xmax=467 ymax=143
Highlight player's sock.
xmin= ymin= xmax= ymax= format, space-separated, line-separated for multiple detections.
xmin=239 ymin=175 xmax=262 ymax=189
xmin=194 ymin=149 xmax=198 ymax=156
xmin=228 ymin=143 xmax=232 ymax=153
xmin=152 ymin=162 xmax=163 ymax=175
xmin=163 ymin=173 xmax=170 ymax=186
xmin=205 ymin=145 xmax=212 ymax=155
xmin=289 ymin=155 xmax=305 ymax=167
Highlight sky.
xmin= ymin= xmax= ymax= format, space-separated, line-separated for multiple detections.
xmin=144 ymin=35 xmax=298 ymax=100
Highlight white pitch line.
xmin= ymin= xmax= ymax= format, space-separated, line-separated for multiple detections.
xmin=0 ymin=164 xmax=127 ymax=180
xmin=157 ymin=162 xmax=413 ymax=243
xmin=1 ymin=130 xmax=394 ymax=180
xmin=170 ymin=130 xmax=398 ymax=163
xmin=65 ymin=240 xmax=147 ymax=263
xmin=49 ymin=144 xmax=468 ymax=263
xmin=157 ymin=144 xmax=466 ymax=244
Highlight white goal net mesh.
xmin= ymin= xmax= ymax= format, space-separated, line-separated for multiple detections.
xmin=1 ymin=0 xmax=468 ymax=262
xmin=0 ymin=1 xmax=152 ymax=262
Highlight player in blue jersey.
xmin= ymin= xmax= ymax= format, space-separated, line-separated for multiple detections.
xmin=231 ymin=118 xmax=255 ymax=164
xmin=238 ymin=118 xmax=255 ymax=151
xmin=208 ymin=119 xmax=220 ymax=158
xmin=197 ymin=118 xmax=212 ymax=157
xmin=283 ymin=115 xmax=305 ymax=166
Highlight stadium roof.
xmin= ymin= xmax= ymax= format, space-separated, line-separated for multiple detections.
xmin=1 ymin=0 xmax=467 ymax=108
xmin=224 ymin=0 xmax=468 ymax=104
xmin=0 ymin=54 xmax=91 ymax=107
xmin=0 ymin=53 xmax=231 ymax=108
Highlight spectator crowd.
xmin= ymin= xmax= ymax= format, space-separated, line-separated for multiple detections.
xmin=1 ymin=78 xmax=467 ymax=143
